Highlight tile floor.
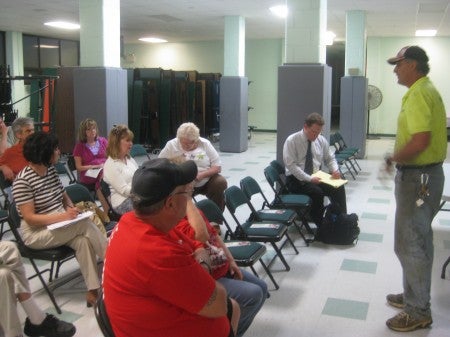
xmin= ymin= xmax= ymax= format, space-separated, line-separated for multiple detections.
xmin=1 ymin=132 xmax=450 ymax=337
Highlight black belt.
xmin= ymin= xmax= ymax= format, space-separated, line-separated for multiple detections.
xmin=396 ymin=162 xmax=442 ymax=170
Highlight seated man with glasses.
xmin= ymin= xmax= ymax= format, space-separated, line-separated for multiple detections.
xmin=103 ymin=158 xmax=240 ymax=337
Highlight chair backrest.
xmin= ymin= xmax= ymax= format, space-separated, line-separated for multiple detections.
xmin=130 ymin=144 xmax=150 ymax=159
xmin=240 ymin=176 xmax=271 ymax=208
xmin=195 ymin=199 xmax=235 ymax=239
xmin=264 ymin=165 xmax=290 ymax=198
xmin=65 ymin=183 xmax=95 ymax=204
xmin=224 ymin=185 xmax=251 ymax=215
xmin=270 ymin=160 xmax=285 ymax=176
xmin=94 ymin=289 xmax=115 ymax=337
xmin=0 ymin=171 xmax=12 ymax=209
xmin=100 ymin=180 xmax=122 ymax=221
xmin=8 ymin=202 xmax=26 ymax=245
xmin=54 ymin=161 xmax=76 ymax=184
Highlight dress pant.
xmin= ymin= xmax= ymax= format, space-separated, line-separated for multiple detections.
xmin=20 ymin=208 xmax=107 ymax=291
xmin=0 ymin=241 xmax=30 ymax=337
xmin=286 ymin=175 xmax=347 ymax=226
xmin=194 ymin=173 xmax=228 ymax=211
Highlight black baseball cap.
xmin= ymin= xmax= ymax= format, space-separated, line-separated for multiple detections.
xmin=131 ymin=158 xmax=197 ymax=205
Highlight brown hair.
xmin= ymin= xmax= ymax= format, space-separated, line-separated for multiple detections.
xmin=305 ymin=112 xmax=324 ymax=127
xmin=106 ymin=125 xmax=134 ymax=159
xmin=78 ymin=118 xmax=99 ymax=143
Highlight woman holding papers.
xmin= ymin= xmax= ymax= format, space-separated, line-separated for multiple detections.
xmin=103 ymin=125 xmax=139 ymax=215
xmin=73 ymin=118 xmax=109 ymax=211
xmin=12 ymin=131 xmax=107 ymax=307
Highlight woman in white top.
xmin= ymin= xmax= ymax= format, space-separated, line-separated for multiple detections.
xmin=159 ymin=122 xmax=227 ymax=210
xmin=103 ymin=125 xmax=139 ymax=215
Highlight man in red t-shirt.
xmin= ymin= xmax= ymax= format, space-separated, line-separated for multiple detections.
xmin=0 ymin=117 xmax=35 ymax=181
xmin=103 ymin=158 xmax=240 ymax=337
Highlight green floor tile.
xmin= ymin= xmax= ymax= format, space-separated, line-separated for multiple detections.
xmin=367 ymin=198 xmax=390 ymax=204
xmin=341 ymin=259 xmax=377 ymax=274
xmin=361 ymin=212 xmax=387 ymax=220
xmin=322 ymin=298 xmax=369 ymax=320
xmin=229 ymin=168 xmax=246 ymax=171
xmin=243 ymin=161 xmax=260 ymax=165
xmin=358 ymin=232 xmax=383 ymax=243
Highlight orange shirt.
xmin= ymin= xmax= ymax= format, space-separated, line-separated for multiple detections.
xmin=0 ymin=143 xmax=28 ymax=178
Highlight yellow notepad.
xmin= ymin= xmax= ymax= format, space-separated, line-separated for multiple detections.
xmin=312 ymin=170 xmax=348 ymax=188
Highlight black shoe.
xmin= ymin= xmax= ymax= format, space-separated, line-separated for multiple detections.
xmin=24 ymin=314 xmax=76 ymax=337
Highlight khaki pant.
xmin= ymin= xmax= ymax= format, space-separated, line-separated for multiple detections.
xmin=20 ymin=210 xmax=107 ymax=291
xmin=0 ymin=241 xmax=30 ymax=337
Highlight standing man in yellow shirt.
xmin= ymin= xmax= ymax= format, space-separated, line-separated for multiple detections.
xmin=384 ymin=46 xmax=447 ymax=332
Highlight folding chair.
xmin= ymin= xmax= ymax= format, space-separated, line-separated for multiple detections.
xmin=332 ymin=132 xmax=361 ymax=174
xmin=94 ymin=288 xmax=116 ymax=337
xmin=224 ymin=185 xmax=298 ymax=271
xmin=54 ymin=161 xmax=77 ymax=185
xmin=263 ymin=165 xmax=314 ymax=238
xmin=65 ymin=183 xmax=117 ymax=235
xmin=195 ymin=198 xmax=279 ymax=289
xmin=7 ymin=202 xmax=76 ymax=314
xmin=100 ymin=180 xmax=122 ymax=222
xmin=130 ymin=144 xmax=150 ymax=159
xmin=0 ymin=170 xmax=12 ymax=210
xmin=240 ymin=176 xmax=309 ymax=246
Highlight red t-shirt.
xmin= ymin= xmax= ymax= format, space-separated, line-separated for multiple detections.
xmin=0 ymin=143 xmax=28 ymax=178
xmin=103 ymin=212 xmax=230 ymax=337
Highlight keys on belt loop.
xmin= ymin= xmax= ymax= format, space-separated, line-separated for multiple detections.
xmin=416 ymin=173 xmax=429 ymax=207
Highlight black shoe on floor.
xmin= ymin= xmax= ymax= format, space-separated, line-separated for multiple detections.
xmin=24 ymin=314 xmax=76 ymax=337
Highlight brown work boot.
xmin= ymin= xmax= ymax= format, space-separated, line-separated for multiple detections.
xmin=386 ymin=293 xmax=405 ymax=308
xmin=386 ymin=311 xmax=432 ymax=332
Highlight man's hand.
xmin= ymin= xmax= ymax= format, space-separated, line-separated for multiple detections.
xmin=310 ymin=176 xmax=321 ymax=184
xmin=330 ymin=171 xmax=341 ymax=179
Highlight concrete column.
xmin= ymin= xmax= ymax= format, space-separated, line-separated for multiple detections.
xmin=79 ymin=0 xmax=121 ymax=67
xmin=345 ymin=10 xmax=367 ymax=76
xmin=5 ymin=31 xmax=27 ymax=116
xmin=223 ymin=16 xmax=245 ymax=76
xmin=285 ymin=0 xmax=327 ymax=63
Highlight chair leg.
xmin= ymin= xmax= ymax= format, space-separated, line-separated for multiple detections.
xmin=250 ymin=265 xmax=259 ymax=278
xmin=29 ymin=258 xmax=62 ymax=314
xmin=270 ymin=242 xmax=290 ymax=271
xmin=259 ymin=259 xmax=279 ymax=290
xmin=285 ymin=232 xmax=299 ymax=254
xmin=441 ymin=256 xmax=450 ymax=279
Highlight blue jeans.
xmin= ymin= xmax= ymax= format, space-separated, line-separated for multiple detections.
xmin=218 ymin=269 xmax=268 ymax=337
xmin=394 ymin=165 xmax=444 ymax=319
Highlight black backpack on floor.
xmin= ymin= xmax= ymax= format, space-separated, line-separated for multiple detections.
xmin=316 ymin=203 xmax=360 ymax=245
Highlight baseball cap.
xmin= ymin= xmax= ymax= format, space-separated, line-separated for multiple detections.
xmin=387 ymin=46 xmax=429 ymax=65
xmin=131 ymin=158 xmax=197 ymax=205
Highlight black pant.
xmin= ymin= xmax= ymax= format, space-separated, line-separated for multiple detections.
xmin=286 ymin=175 xmax=347 ymax=226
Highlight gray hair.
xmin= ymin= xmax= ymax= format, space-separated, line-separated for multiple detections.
xmin=176 ymin=122 xmax=200 ymax=142
xmin=130 ymin=193 xmax=165 ymax=215
xmin=12 ymin=117 xmax=34 ymax=135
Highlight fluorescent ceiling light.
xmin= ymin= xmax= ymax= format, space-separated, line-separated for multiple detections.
xmin=415 ymin=29 xmax=437 ymax=37
xmin=139 ymin=37 xmax=168 ymax=43
xmin=325 ymin=31 xmax=336 ymax=45
xmin=44 ymin=21 xmax=80 ymax=30
xmin=270 ymin=5 xmax=288 ymax=18
xmin=35 ymin=44 xmax=59 ymax=49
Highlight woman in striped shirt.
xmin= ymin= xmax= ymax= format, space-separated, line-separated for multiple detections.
xmin=12 ymin=131 xmax=107 ymax=307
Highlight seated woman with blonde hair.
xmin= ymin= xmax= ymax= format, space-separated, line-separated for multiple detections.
xmin=159 ymin=122 xmax=227 ymax=210
xmin=103 ymin=125 xmax=139 ymax=215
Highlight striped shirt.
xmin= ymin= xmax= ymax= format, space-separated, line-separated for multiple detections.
xmin=13 ymin=165 xmax=64 ymax=216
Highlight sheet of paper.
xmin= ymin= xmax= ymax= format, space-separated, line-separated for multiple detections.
xmin=312 ymin=170 xmax=348 ymax=188
xmin=250 ymin=223 xmax=280 ymax=229
xmin=47 ymin=211 xmax=93 ymax=230
xmin=225 ymin=241 xmax=251 ymax=247
xmin=85 ymin=168 xmax=101 ymax=179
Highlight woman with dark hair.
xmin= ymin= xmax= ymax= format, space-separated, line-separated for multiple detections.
xmin=12 ymin=131 xmax=107 ymax=307
xmin=73 ymin=118 xmax=109 ymax=211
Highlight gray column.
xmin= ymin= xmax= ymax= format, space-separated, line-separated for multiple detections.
xmin=345 ymin=11 xmax=367 ymax=76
